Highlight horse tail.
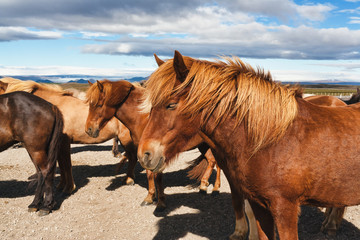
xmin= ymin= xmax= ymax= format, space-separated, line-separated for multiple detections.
xmin=47 ymin=106 xmax=64 ymax=176
xmin=186 ymin=155 xmax=208 ymax=182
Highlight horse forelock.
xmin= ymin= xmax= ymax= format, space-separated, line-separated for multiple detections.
xmin=147 ymin=55 xmax=302 ymax=154
xmin=86 ymin=80 xmax=140 ymax=107
xmin=86 ymin=80 xmax=108 ymax=106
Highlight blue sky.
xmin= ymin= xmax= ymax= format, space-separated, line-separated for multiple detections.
xmin=0 ymin=0 xmax=360 ymax=82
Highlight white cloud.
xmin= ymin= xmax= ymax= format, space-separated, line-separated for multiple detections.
xmin=81 ymin=24 xmax=360 ymax=60
xmin=80 ymin=31 xmax=110 ymax=38
xmin=296 ymin=4 xmax=334 ymax=21
xmin=0 ymin=0 xmax=357 ymax=61
xmin=349 ymin=17 xmax=360 ymax=24
xmin=0 ymin=27 xmax=62 ymax=41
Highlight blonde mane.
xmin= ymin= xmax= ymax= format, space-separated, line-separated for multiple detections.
xmin=0 ymin=77 xmax=73 ymax=96
xmin=146 ymin=56 xmax=302 ymax=154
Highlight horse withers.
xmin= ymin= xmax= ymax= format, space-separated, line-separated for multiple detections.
xmin=0 ymin=91 xmax=64 ymax=216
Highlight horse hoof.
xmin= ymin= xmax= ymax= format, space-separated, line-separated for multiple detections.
xmin=199 ymin=189 xmax=207 ymax=195
xmin=211 ymin=190 xmax=220 ymax=196
xmin=28 ymin=173 xmax=37 ymax=180
xmin=322 ymin=227 xmax=337 ymax=236
xmin=28 ymin=207 xmax=38 ymax=213
xmin=124 ymin=178 xmax=135 ymax=185
xmin=140 ymin=201 xmax=153 ymax=206
xmin=327 ymin=229 xmax=337 ymax=236
xmin=63 ymin=184 xmax=76 ymax=194
xmin=229 ymin=232 xmax=248 ymax=240
xmin=38 ymin=209 xmax=50 ymax=216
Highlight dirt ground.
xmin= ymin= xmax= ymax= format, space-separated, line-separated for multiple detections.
xmin=1 ymin=140 xmax=360 ymax=240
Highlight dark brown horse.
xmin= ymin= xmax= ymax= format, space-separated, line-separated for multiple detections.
xmin=137 ymin=50 xmax=360 ymax=240
xmin=0 ymin=91 xmax=65 ymax=215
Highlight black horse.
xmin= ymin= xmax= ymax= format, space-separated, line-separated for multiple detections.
xmin=0 ymin=91 xmax=64 ymax=215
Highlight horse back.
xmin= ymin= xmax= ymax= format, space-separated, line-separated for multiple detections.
xmin=0 ymin=92 xmax=57 ymax=151
xmin=258 ymin=98 xmax=360 ymax=206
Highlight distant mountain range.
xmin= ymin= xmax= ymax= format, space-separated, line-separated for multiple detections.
xmin=1 ymin=75 xmax=360 ymax=85
xmin=282 ymin=80 xmax=360 ymax=85
xmin=0 ymin=75 xmax=148 ymax=84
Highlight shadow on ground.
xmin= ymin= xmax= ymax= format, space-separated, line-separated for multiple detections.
xmin=1 ymin=143 xmax=360 ymax=239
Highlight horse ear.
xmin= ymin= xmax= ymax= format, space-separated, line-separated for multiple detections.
xmin=154 ymin=54 xmax=164 ymax=67
xmin=88 ymin=80 xmax=93 ymax=86
xmin=173 ymin=50 xmax=189 ymax=83
xmin=96 ymin=80 xmax=104 ymax=92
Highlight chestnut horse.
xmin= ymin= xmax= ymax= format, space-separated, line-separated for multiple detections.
xmin=138 ymin=50 xmax=360 ymax=240
xmin=0 ymin=77 xmax=135 ymax=189
xmin=85 ymin=79 xmax=223 ymax=211
xmin=0 ymin=91 xmax=65 ymax=215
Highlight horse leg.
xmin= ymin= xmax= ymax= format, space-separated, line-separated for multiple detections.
xmin=228 ymin=182 xmax=249 ymax=240
xmin=141 ymin=169 xmax=156 ymax=206
xmin=321 ymin=207 xmax=345 ymax=235
xmin=115 ymin=153 xmax=128 ymax=174
xmin=199 ymin=155 xmax=212 ymax=194
xmin=200 ymin=148 xmax=219 ymax=194
xmin=124 ymin=151 xmax=136 ymax=185
xmin=271 ymin=200 xmax=299 ymax=240
xmin=212 ymin=163 xmax=221 ymax=194
xmin=57 ymin=136 xmax=75 ymax=194
xmin=155 ymin=172 xmax=166 ymax=212
xmin=28 ymin=151 xmax=54 ymax=215
xmin=248 ymin=199 xmax=275 ymax=240
xmin=38 ymin=156 xmax=57 ymax=216
xmin=28 ymin=168 xmax=43 ymax=212
xmin=112 ymin=137 xmax=121 ymax=157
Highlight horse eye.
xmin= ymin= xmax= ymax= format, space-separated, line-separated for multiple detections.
xmin=166 ymin=103 xmax=177 ymax=110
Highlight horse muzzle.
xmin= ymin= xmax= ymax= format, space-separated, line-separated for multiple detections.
xmin=138 ymin=141 xmax=166 ymax=173
xmin=85 ymin=127 xmax=100 ymax=138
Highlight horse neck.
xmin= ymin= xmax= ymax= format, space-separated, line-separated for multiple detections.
xmin=114 ymin=87 xmax=148 ymax=144
xmin=200 ymin=110 xmax=249 ymax=165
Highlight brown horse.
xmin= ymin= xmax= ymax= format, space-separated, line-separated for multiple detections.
xmin=138 ymin=50 xmax=360 ymax=240
xmin=85 ymin=80 xmax=167 ymax=211
xmin=0 ymin=77 xmax=135 ymax=189
xmin=0 ymin=91 xmax=65 ymax=215
xmin=85 ymin=79 xmax=224 ymax=212
xmin=153 ymin=55 xmax=222 ymax=194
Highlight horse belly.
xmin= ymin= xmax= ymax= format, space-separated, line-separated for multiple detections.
xmin=251 ymin=129 xmax=360 ymax=208
xmin=295 ymin=135 xmax=360 ymax=207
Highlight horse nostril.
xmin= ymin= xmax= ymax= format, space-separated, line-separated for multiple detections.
xmin=143 ymin=151 xmax=152 ymax=163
